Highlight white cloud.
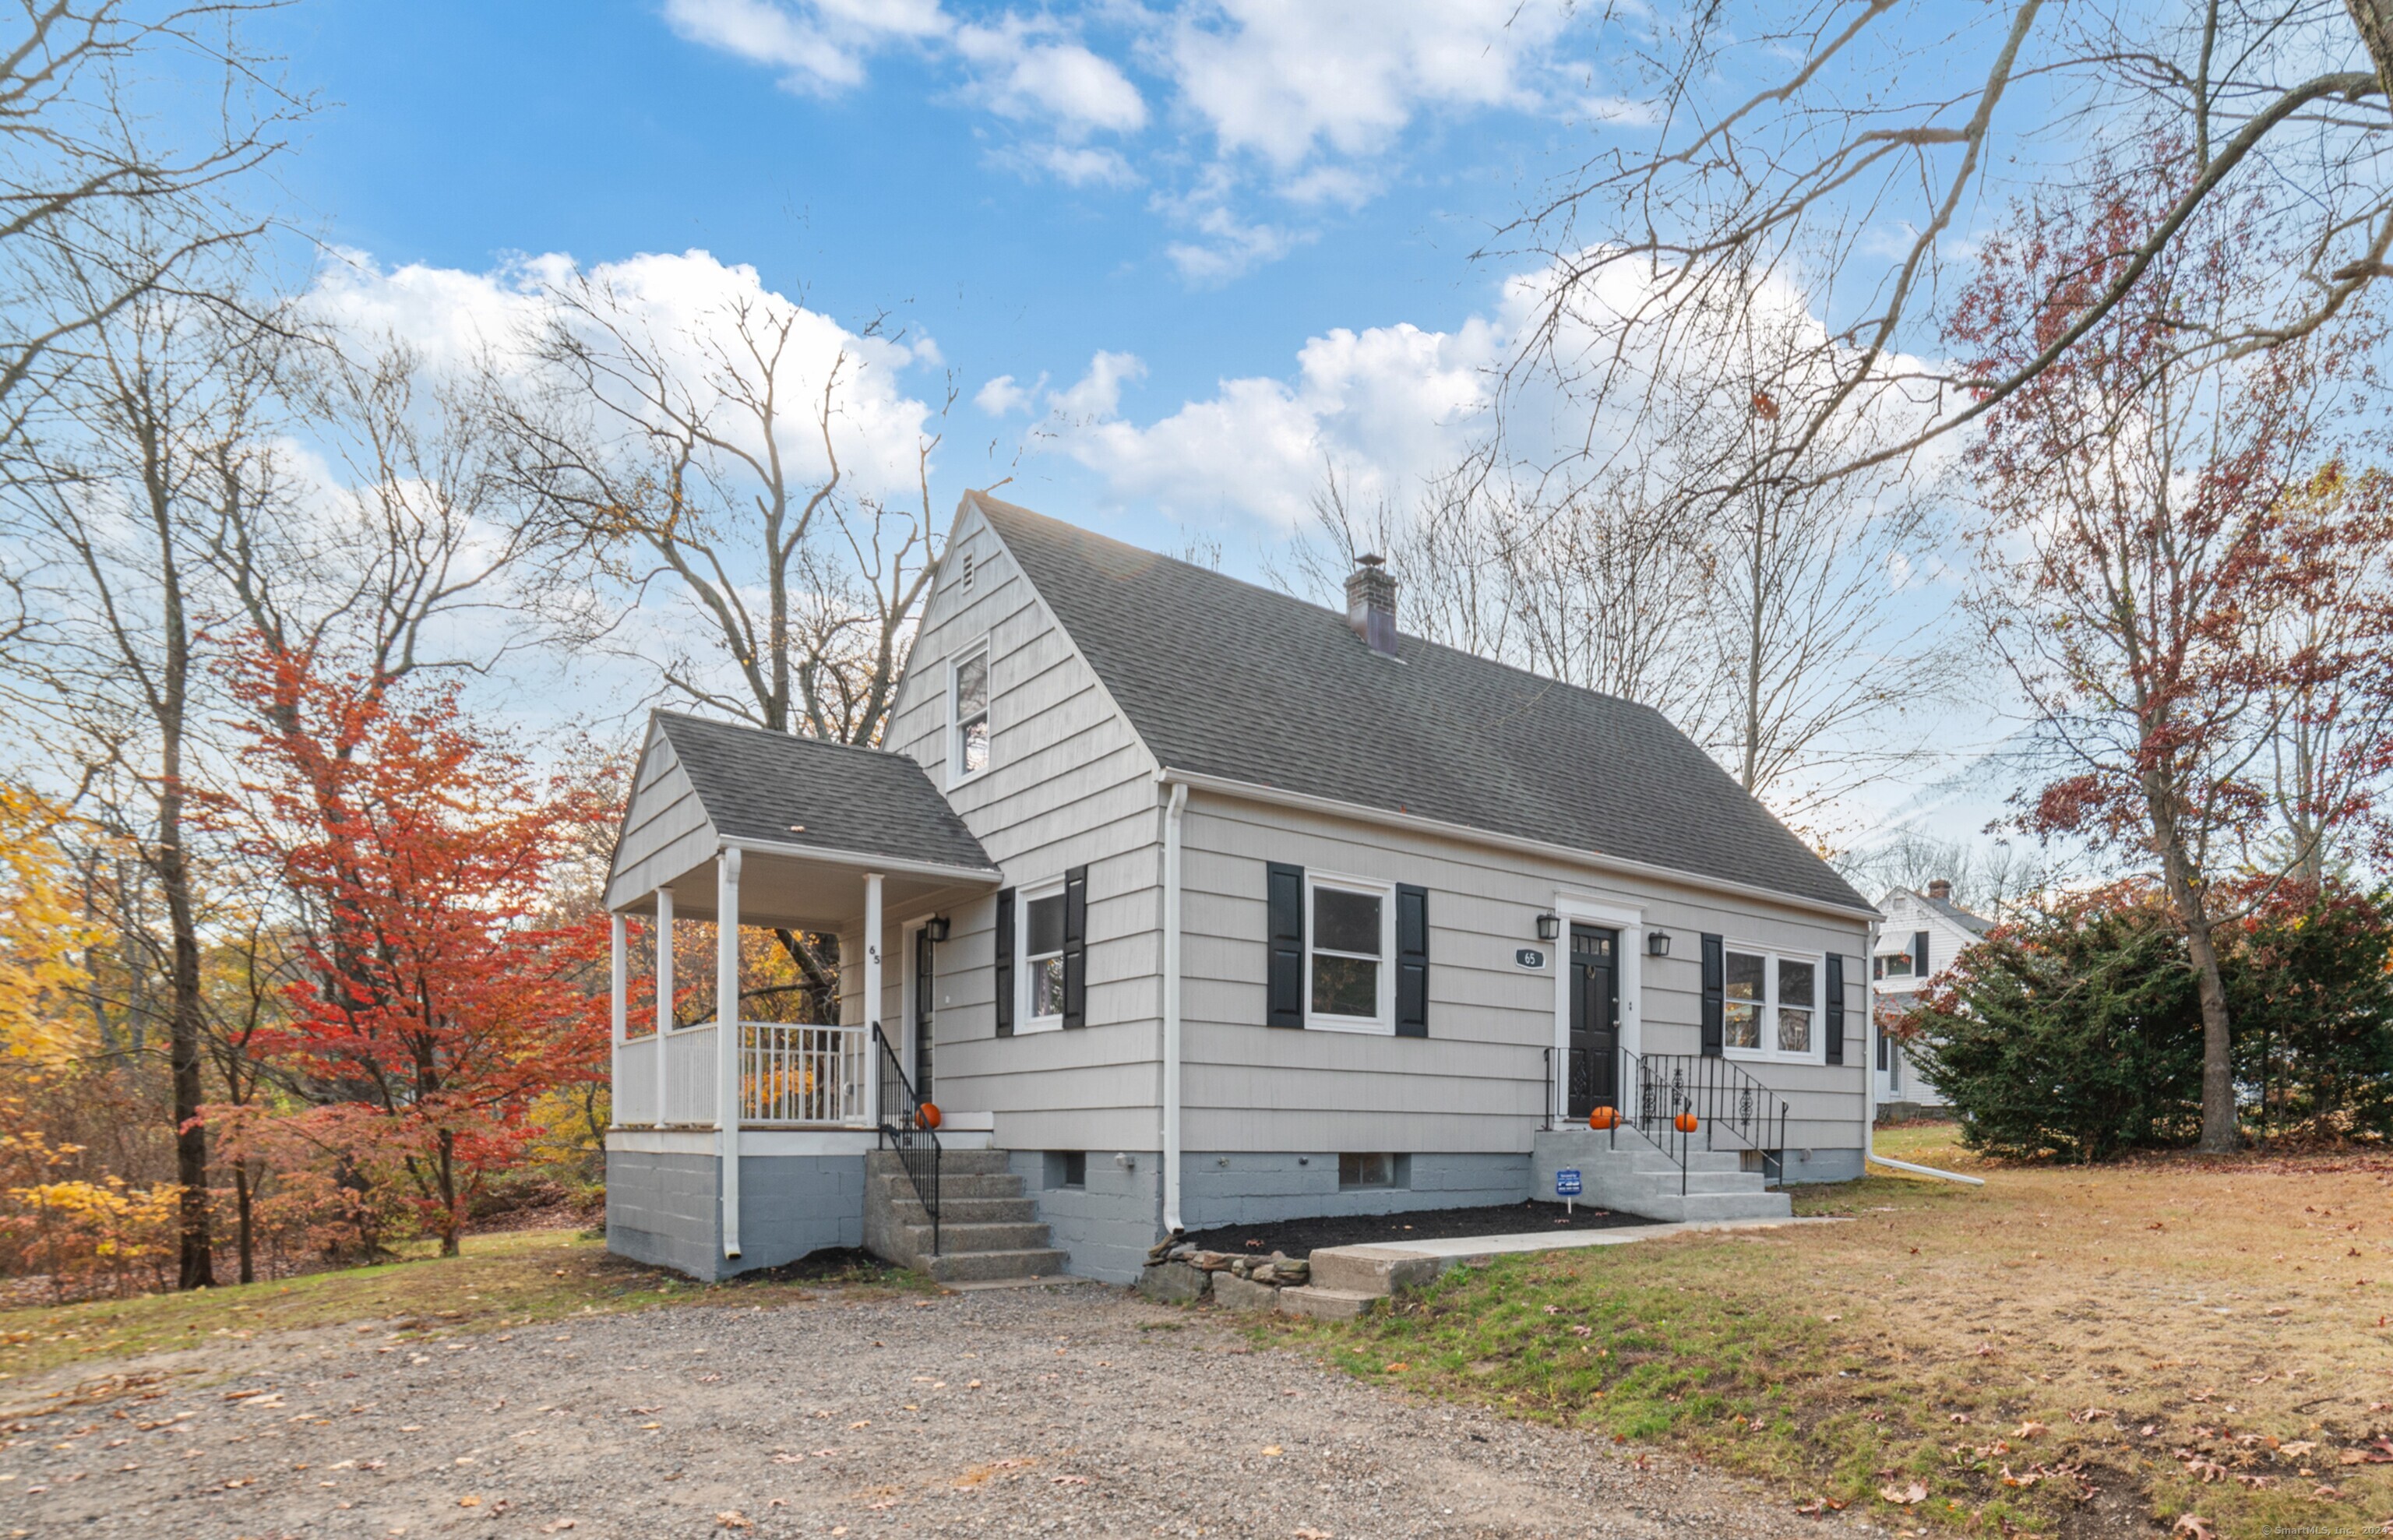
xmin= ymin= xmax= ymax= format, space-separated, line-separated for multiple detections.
xmin=953 ymin=17 xmax=1145 ymax=134
xmin=307 ymin=247 xmax=945 ymax=503
xmin=1034 ymin=319 xmax=1500 ymax=528
xmin=662 ymin=0 xmax=943 ymax=93
xmin=974 ymin=372 xmax=1041 ymax=416
xmin=1167 ymin=0 xmax=1573 ymax=169
xmin=1006 ymin=142 xmax=1138 ymax=188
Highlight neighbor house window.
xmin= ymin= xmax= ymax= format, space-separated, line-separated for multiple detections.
xmin=1873 ymin=951 xmax=1913 ymax=981
xmin=1308 ymin=875 xmax=1392 ymax=1031
xmin=1724 ymin=946 xmax=1823 ymax=1060
xmin=1019 ymin=883 xmax=1065 ymax=1030
xmin=951 ymin=643 xmax=990 ymax=779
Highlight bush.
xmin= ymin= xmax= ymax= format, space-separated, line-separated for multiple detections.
xmin=1906 ymin=893 xmax=2206 ymax=1161
xmin=1906 ymin=884 xmax=2393 ymax=1160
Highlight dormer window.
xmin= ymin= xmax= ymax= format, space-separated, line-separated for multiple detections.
xmin=952 ymin=642 xmax=990 ymax=779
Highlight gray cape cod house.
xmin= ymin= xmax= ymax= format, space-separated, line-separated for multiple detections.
xmin=600 ymin=492 xmax=1882 ymax=1284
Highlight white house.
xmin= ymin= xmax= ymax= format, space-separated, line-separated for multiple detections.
xmin=598 ymin=494 xmax=1882 ymax=1284
xmin=1870 ymin=880 xmax=1993 ymax=1116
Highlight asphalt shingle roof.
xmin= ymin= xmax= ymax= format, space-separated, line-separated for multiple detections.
xmin=652 ymin=711 xmax=995 ymax=875
xmin=975 ymin=494 xmax=1870 ymax=914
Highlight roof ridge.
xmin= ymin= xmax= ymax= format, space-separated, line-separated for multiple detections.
xmin=967 ymin=491 xmax=1672 ymax=724
xmin=652 ymin=708 xmax=908 ymax=759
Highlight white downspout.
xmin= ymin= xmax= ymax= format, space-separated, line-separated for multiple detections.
xmin=864 ymin=872 xmax=884 ymax=1126
xmin=1863 ymin=916 xmax=1985 ymax=1187
xmin=717 ymin=848 xmax=744 ymax=1258
xmin=1161 ymin=780 xmax=1188 ymax=1235
xmin=609 ymin=914 xmax=626 ymax=1126
xmin=654 ymin=887 xmax=674 ymax=1129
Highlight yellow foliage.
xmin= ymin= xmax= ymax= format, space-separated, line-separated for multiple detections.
xmin=0 ymin=783 xmax=95 ymax=1062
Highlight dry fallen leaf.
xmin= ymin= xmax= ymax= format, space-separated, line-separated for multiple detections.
xmin=540 ymin=1523 xmax=576 ymax=1534
xmin=2171 ymin=1516 xmax=2214 ymax=1540
xmin=1878 ymin=1482 xmax=1927 ymax=1506
xmin=2016 ymin=1421 xmax=2049 ymax=1439
xmin=1261 ymin=1446 xmax=1284 ymax=1457
xmin=458 ymin=1495 xmax=482 ymax=1508
xmin=1051 ymin=1475 xmax=1090 ymax=1485
xmin=716 ymin=1513 xmax=752 ymax=1530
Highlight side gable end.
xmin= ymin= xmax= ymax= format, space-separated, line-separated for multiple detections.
xmin=605 ymin=720 xmax=720 ymax=911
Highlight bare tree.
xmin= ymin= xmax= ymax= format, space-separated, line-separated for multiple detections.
xmin=1505 ymin=0 xmax=2393 ymax=499
xmin=496 ymin=272 xmax=948 ymax=745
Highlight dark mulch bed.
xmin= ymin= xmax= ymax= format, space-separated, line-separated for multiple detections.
xmin=1176 ymin=1200 xmax=1658 ymax=1260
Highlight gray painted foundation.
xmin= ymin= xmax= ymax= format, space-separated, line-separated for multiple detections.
xmin=606 ymin=1151 xmax=865 ymax=1282
xmin=1179 ymin=1151 xmax=1532 ymax=1228
xmin=1010 ymin=1150 xmax=1162 ymax=1285
xmin=1778 ymin=1146 xmax=1863 ymax=1184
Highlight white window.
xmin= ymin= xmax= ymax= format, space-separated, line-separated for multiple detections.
xmin=1307 ymin=875 xmax=1393 ymax=1033
xmin=951 ymin=643 xmax=990 ymax=780
xmin=1873 ymin=951 xmax=1913 ymax=980
xmin=1017 ymin=882 xmax=1065 ymax=1032
xmin=1723 ymin=946 xmax=1821 ymax=1062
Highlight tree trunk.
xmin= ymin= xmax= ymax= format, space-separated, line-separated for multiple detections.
xmin=2154 ymin=819 xmax=2239 ymax=1152
xmin=234 ymin=1161 xmax=255 ymax=1285
xmin=438 ymin=1128 xmax=460 ymax=1258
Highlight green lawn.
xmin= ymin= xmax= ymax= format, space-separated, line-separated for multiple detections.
xmin=1261 ymin=1126 xmax=2393 ymax=1538
xmin=0 ymin=1230 xmax=922 ymax=1384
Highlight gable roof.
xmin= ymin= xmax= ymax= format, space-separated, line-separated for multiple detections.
xmin=1881 ymin=886 xmax=1994 ymax=937
xmin=971 ymin=494 xmax=1870 ymax=914
xmin=650 ymin=711 xmax=996 ymax=876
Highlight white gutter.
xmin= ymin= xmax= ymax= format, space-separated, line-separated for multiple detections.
xmin=1154 ymin=766 xmax=1880 ymax=925
xmin=1861 ymin=915 xmax=1985 ymax=1187
xmin=1160 ymin=779 xmax=1189 ymax=1235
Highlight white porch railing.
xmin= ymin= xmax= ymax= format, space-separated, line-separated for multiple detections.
xmin=611 ymin=1020 xmax=869 ymax=1128
xmin=742 ymin=1022 xmax=869 ymax=1126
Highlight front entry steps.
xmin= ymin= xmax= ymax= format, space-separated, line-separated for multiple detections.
xmin=862 ymin=1148 xmax=1070 ymax=1285
xmin=1531 ymin=1126 xmax=1794 ymax=1223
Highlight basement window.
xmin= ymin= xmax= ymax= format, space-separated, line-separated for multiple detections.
xmin=1337 ymin=1153 xmax=1408 ymax=1190
xmin=1045 ymin=1151 xmax=1086 ymax=1189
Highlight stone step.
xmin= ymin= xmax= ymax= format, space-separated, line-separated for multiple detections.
xmin=879 ymin=1195 xmax=1038 ymax=1225
xmin=902 ymin=1219 xmax=1055 ymax=1253
xmin=873 ymin=1171 xmax=1027 ymax=1202
xmin=865 ymin=1147 xmax=1017 ymax=1177
xmin=924 ymin=1246 xmax=1070 ymax=1284
xmin=1275 ymin=1286 xmax=1380 ymax=1321
xmin=1584 ymin=1169 xmax=1771 ymax=1198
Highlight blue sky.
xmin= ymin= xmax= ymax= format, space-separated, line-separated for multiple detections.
xmin=259 ymin=0 xmax=1605 ymax=555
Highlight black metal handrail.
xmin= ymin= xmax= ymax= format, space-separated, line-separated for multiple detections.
xmin=1623 ymin=1046 xmax=1792 ymax=1194
xmin=872 ymin=1024 xmax=941 ymax=1256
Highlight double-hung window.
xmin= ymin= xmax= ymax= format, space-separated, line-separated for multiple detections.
xmin=1018 ymin=883 xmax=1066 ymax=1031
xmin=1306 ymin=875 xmax=1393 ymax=1032
xmin=951 ymin=643 xmax=990 ymax=780
xmin=1722 ymin=946 xmax=1820 ymax=1060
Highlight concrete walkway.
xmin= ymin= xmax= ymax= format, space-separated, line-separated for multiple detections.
xmin=1363 ymin=1212 xmax=1835 ymax=1261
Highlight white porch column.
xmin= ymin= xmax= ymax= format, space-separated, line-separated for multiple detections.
xmin=862 ymin=871 xmax=883 ymax=1126
xmin=717 ymin=848 xmax=743 ymax=1260
xmin=653 ymin=887 xmax=674 ymax=1129
xmin=609 ymin=914 xmax=626 ymax=1129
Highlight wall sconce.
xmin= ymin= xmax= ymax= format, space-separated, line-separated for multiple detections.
xmin=925 ymin=915 xmax=951 ymax=943
xmin=1535 ymin=913 xmax=1561 ymax=943
xmin=1647 ymin=929 xmax=1671 ymax=957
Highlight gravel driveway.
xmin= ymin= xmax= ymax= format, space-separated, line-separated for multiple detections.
xmin=0 ymin=1281 xmax=1870 ymax=1538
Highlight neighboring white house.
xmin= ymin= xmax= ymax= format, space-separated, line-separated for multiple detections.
xmin=1870 ymin=880 xmax=1993 ymax=1115
xmin=599 ymin=493 xmax=1882 ymax=1284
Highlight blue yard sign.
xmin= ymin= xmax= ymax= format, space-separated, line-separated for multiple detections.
xmin=1554 ymin=1168 xmax=1582 ymax=1198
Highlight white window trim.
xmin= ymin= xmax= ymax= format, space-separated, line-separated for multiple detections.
xmin=1304 ymin=872 xmax=1395 ymax=1035
xmin=949 ymin=639 xmax=992 ymax=785
xmin=1721 ymin=944 xmax=1826 ymax=1065
xmin=1015 ymin=879 xmax=1066 ymax=1035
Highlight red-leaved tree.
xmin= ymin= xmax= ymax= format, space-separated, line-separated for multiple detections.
xmin=226 ymin=644 xmax=614 ymax=1253
xmin=1951 ymin=138 xmax=2393 ymax=1152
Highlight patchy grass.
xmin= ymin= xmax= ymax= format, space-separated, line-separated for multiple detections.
xmin=0 ymin=1229 xmax=929 ymax=1383
xmin=1263 ymin=1126 xmax=2393 ymax=1538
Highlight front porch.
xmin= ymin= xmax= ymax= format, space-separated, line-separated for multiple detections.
xmin=601 ymin=713 xmax=1003 ymax=1279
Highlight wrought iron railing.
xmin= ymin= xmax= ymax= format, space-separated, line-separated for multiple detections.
xmin=872 ymin=1024 xmax=942 ymax=1256
xmin=1623 ymin=1047 xmax=1792 ymax=1195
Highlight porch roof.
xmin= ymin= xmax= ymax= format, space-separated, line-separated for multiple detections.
xmin=604 ymin=712 xmax=1000 ymax=928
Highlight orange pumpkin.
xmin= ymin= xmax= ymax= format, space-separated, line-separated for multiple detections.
xmin=1673 ymin=1111 xmax=1700 ymax=1134
xmin=916 ymin=1102 xmax=943 ymax=1131
xmin=1588 ymin=1105 xmax=1620 ymax=1130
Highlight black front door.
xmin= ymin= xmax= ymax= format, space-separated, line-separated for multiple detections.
xmin=913 ymin=926 xmax=936 ymax=1101
xmin=1568 ymin=925 xmax=1619 ymax=1119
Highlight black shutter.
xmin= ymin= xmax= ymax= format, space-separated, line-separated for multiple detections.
xmin=1700 ymin=932 xmax=1724 ymax=1057
xmin=1266 ymin=862 xmax=1305 ymax=1029
xmin=1824 ymin=953 xmax=1845 ymax=1064
xmin=993 ymin=887 xmax=1015 ymax=1038
xmin=1912 ymin=929 xmax=1930 ymax=975
xmin=1062 ymin=865 xmax=1088 ymax=1030
xmin=1394 ymin=883 xmax=1428 ymax=1038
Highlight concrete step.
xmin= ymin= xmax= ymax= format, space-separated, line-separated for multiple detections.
xmin=1309 ymin=1246 xmax=1447 ymax=1297
xmin=924 ymin=1246 xmax=1070 ymax=1284
xmin=874 ymin=1171 xmax=1026 ymax=1201
xmin=1592 ymin=1169 xmax=1771 ymax=1198
xmin=1275 ymin=1285 xmax=1380 ymax=1321
xmin=879 ymin=1195 xmax=1038 ymax=1225
xmin=865 ymin=1147 xmax=1017 ymax=1178
xmin=903 ymin=1219 xmax=1055 ymax=1253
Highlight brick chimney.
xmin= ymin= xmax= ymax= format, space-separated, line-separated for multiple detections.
xmin=1345 ymin=554 xmax=1399 ymax=657
xmin=1927 ymin=879 xmax=1951 ymax=901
